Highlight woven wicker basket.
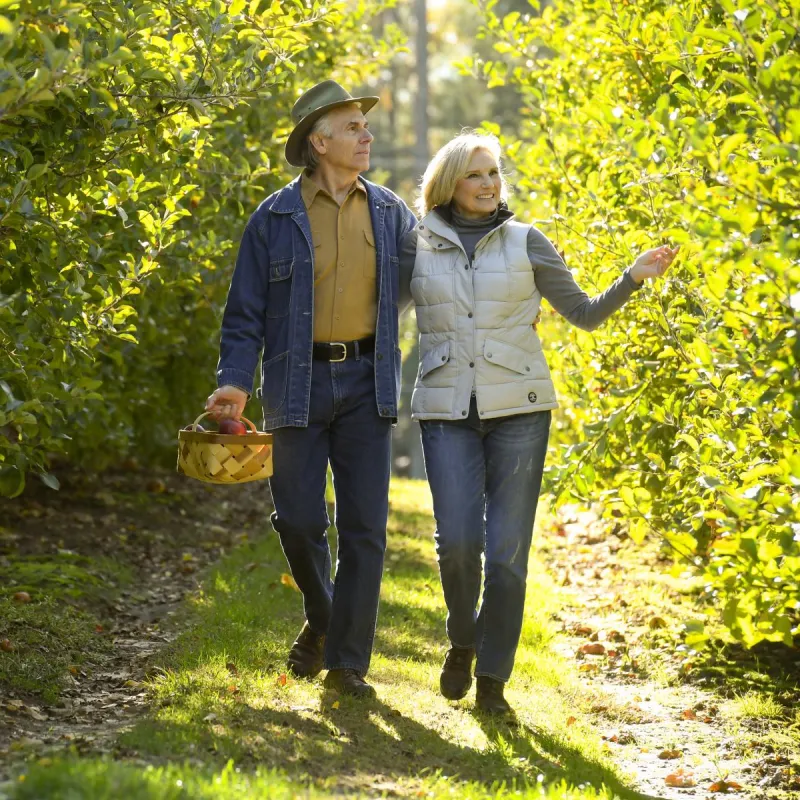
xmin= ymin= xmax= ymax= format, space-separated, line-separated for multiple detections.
xmin=177 ymin=413 xmax=273 ymax=484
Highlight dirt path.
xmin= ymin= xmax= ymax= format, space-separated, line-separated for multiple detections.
xmin=541 ymin=508 xmax=800 ymax=799
xmin=2 ymin=477 xmax=798 ymax=798
xmin=0 ymin=468 xmax=269 ymax=772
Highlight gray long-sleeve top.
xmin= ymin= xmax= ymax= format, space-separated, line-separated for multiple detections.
xmin=398 ymin=204 xmax=641 ymax=331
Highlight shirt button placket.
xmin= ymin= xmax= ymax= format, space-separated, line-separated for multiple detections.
xmin=333 ymin=210 xmax=343 ymax=338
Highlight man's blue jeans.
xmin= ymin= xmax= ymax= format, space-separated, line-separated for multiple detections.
xmin=268 ymin=351 xmax=391 ymax=676
xmin=420 ymin=401 xmax=551 ymax=682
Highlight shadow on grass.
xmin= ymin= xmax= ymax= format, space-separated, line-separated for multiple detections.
xmin=473 ymin=716 xmax=667 ymax=800
xmin=118 ymin=691 xmax=658 ymax=799
xmin=374 ymin=594 xmax=447 ymax=660
xmin=13 ymin=489 xmax=661 ymax=798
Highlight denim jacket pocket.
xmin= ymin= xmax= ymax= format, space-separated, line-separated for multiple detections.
xmin=266 ymin=258 xmax=293 ymax=319
xmin=260 ymin=350 xmax=289 ymax=413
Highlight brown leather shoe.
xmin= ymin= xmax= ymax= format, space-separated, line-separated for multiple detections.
xmin=286 ymin=622 xmax=325 ymax=679
xmin=475 ymin=676 xmax=514 ymax=717
xmin=440 ymin=645 xmax=475 ymax=700
xmin=323 ymin=668 xmax=376 ymax=699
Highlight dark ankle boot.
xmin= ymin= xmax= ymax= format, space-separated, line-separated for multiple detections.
xmin=323 ymin=668 xmax=376 ymax=699
xmin=475 ymin=676 xmax=514 ymax=716
xmin=439 ymin=646 xmax=475 ymax=700
xmin=286 ymin=622 xmax=325 ymax=679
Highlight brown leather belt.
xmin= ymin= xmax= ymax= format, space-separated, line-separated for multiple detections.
xmin=312 ymin=336 xmax=375 ymax=362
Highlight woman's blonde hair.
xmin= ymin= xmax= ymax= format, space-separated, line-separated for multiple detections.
xmin=416 ymin=130 xmax=508 ymax=217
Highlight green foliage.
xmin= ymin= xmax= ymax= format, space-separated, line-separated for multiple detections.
xmin=0 ymin=0 xmax=395 ymax=496
xmin=475 ymin=0 xmax=800 ymax=647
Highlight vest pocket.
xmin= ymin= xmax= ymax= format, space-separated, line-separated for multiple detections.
xmin=483 ymin=338 xmax=536 ymax=375
xmin=419 ymin=340 xmax=451 ymax=379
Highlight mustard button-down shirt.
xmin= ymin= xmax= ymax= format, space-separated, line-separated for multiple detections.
xmin=301 ymin=174 xmax=377 ymax=343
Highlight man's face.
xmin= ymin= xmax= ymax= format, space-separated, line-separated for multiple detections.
xmin=312 ymin=104 xmax=373 ymax=172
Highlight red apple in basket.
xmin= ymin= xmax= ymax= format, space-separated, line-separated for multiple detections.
xmin=218 ymin=418 xmax=247 ymax=435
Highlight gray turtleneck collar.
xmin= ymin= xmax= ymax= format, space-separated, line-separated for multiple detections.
xmin=433 ymin=202 xmax=514 ymax=263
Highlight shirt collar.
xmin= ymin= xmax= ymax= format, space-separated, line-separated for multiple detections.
xmin=301 ymin=173 xmax=366 ymax=208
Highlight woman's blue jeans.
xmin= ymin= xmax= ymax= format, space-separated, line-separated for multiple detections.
xmin=420 ymin=400 xmax=551 ymax=682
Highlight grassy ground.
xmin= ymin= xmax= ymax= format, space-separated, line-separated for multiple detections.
xmin=5 ymin=479 xmax=646 ymax=800
xmin=0 ymin=550 xmax=132 ymax=703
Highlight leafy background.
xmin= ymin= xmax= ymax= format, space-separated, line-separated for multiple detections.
xmin=465 ymin=0 xmax=799 ymax=648
xmin=0 ymin=0 xmax=400 ymax=491
xmin=1 ymin=0 xmax=798 ymax=648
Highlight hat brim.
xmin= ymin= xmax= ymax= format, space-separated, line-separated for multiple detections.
xmin=284 ymin=96 xmax=379 ymax=168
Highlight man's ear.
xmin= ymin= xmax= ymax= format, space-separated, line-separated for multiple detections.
xmin=309 ymin=133 xmax=327 ymax=156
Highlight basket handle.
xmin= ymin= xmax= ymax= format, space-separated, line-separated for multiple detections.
xmin=190 ymin=412 xmax=258 ymax=433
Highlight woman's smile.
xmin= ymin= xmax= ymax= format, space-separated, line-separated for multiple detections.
xmin=452 ymin=148 xmax=503 ymax=218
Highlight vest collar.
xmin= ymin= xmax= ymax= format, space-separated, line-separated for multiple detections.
xmin=433 ymin=201 xmax=514 ymax=227
xmin=418 ymin=203 xmax=515 ymax=251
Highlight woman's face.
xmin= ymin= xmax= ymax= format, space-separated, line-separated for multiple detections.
xmin=451 ymin=149 xmax=502 ymax=219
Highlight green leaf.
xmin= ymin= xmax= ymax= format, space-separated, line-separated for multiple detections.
xmin=0 ymin=466 xmax=25 ymax=498
xmin=719 ymin=133 xmax=749 ymax=162
xmin=39 ymin=472 xmax=60 ymax=490
xmin=26 ymin=163 xmax=48 ymax=180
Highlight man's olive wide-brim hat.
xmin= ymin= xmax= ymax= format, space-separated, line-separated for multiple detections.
xmin=284 ymin=80 xmax=379 ymax=168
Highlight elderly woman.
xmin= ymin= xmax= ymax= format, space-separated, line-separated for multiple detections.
xmin=399 ymin=132 xmax=676 ymax=716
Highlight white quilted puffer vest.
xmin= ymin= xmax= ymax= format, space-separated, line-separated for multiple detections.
xmin=410 ymin=211 xmax=558 ymax=421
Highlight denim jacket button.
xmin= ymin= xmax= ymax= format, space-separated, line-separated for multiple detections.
xmin=376 ymin=353 xmax=383 ymax=360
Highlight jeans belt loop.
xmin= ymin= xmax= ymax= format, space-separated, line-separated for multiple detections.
xmin=330 ymin=342 xmax=347 ymax=362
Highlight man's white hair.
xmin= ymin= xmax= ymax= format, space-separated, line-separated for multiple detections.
xmin=304 ymin=114 xmax=333 ymax=171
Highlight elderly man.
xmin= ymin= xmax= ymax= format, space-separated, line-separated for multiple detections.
xmin=206 ymin=81 xmax=416 ymax=698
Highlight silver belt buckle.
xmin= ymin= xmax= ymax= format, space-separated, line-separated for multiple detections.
xmin=330 ymin=342 xmax=347 ymax=362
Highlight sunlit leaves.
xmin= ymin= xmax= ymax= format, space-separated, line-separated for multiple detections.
xmin=0 ymin=0 xmax=394 ymax=490
xmin=476 ymin=0 xmax=800 ymax=647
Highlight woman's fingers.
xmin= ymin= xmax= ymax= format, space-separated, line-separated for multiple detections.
xmin=632 ymin=243 xmax=677 ymax=283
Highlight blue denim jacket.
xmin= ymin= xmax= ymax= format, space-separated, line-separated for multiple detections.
xmin=216 ymin=175 xmax=417 ymax=429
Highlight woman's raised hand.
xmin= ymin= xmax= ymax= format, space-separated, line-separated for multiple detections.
xmin=630 ymin=244 xmax=679 ymax=284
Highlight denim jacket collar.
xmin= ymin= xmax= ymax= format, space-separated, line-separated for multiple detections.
xmin=270 ymin=174 xmax=400 ymax=215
